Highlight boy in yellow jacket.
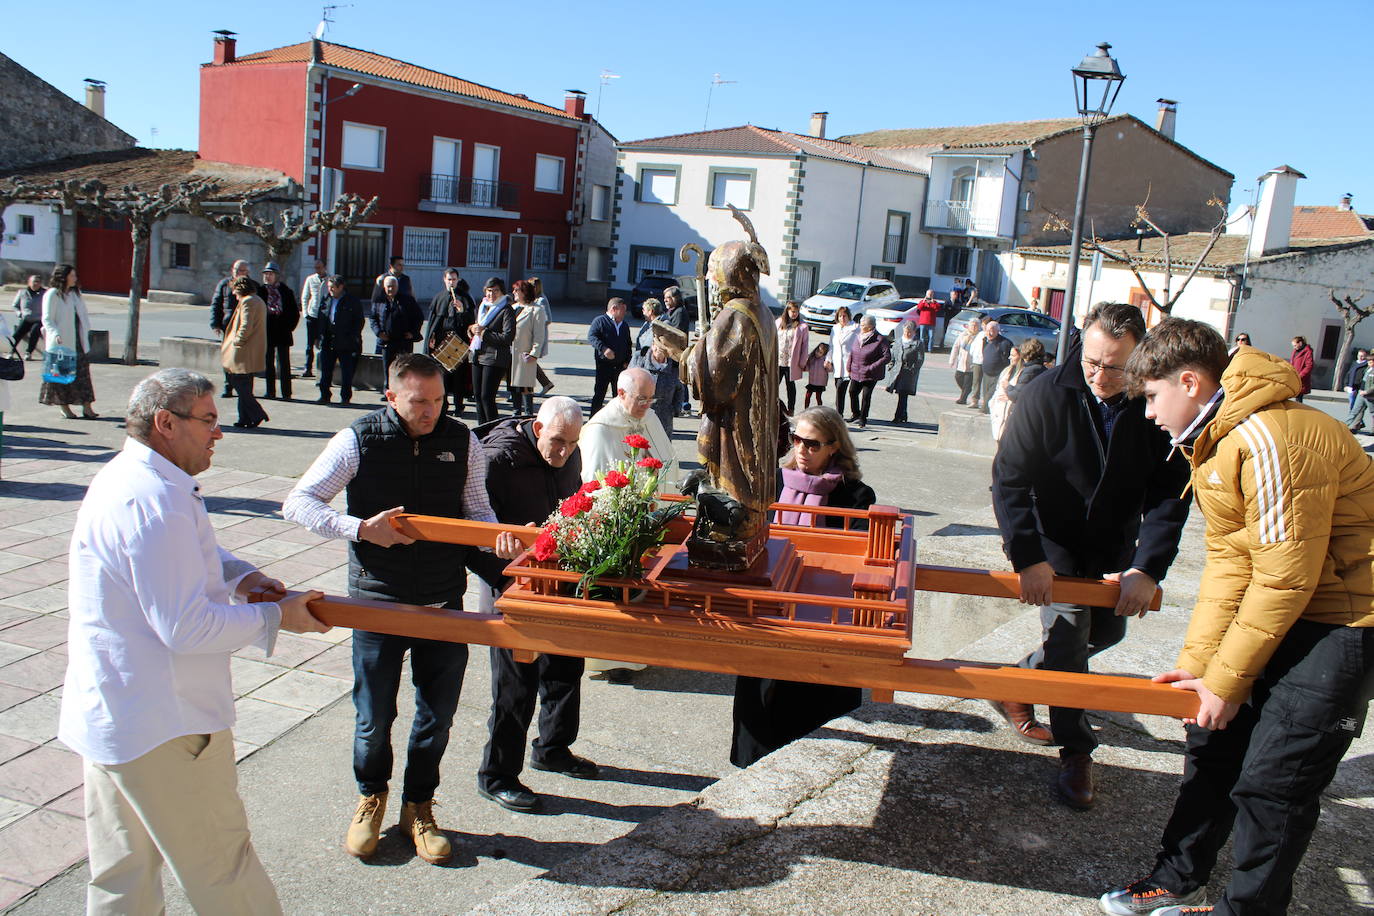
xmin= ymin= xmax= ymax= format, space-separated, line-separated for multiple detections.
xmin=1100 ymin=317 xmax=1374 ymax=916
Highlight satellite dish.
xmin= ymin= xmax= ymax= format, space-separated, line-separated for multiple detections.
xmin=314 ymin=19 xmax=327 ymax=38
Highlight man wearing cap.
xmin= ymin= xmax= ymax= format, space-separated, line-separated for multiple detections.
xmin=261 ymin=262 xmax=300 ymax=401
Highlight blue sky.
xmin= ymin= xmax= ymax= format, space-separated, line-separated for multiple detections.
xmin=9 ymin=0 xmax=1371 ymax=213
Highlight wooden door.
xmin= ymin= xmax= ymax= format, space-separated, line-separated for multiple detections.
xmin=334 ymin=227 xmax=389 ymax=298
xmin=1046 ymin=288 xmax=1066 ymax=320
xmin=506 ymin=234 xmax=528 ymax=290
xmin=1129 ymin=288 xmax=1162 ymax=328
xmin=76 ymin=215 xmax=148 ymax=295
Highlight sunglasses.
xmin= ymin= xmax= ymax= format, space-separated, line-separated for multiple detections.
xmin=790 ymin=433 xmax=833 ymax=451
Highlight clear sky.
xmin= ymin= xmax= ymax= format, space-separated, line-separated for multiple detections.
xmin=8 ymin=0 xmax=1371 ymax=214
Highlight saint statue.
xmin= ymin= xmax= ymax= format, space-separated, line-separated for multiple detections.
xmin=685 ymin=206 xmax=778 ymax=571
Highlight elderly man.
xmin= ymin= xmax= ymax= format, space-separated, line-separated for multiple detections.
xmin=61 ymin=369 xmax=327 ymax=914
xmin=261 ymin=261 xmax=300 ymax=400
xmin=978 ymin=320 xmax=1013 ymax=415
xmin=587 ymin=297 xmax=632 ymax=414
xmin=371 ymin=275 xmax=424 ymax=391
xmin=9 ymin=273 xmax=44 ymax=359
xmin=581 ymin=367 xmax=676 ymax=485
xmin=283 ymin=354 xmax=516 ymax=866
xmin=299 ymin=258 xmax=328 ymax=379
xmin=476 ymin=396 xmax=599 ymax=812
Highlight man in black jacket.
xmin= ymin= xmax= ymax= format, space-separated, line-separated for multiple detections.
xmin=991 ymin=302 xmax=1191 ymax=809
xmin=261 ymin=262 xmax=300 ymax=400
xmin=372 ymin=275 xmax=424 ymax=392
xmin=979 ymin=320 xmax=1014 ymax=415
xmin=316 ymin=275 xmax=366 ymax=404
xmin=586 ymin=297 xmax=631 ymax=414
xmin=475 ymin=396 xmax=598 ymax=812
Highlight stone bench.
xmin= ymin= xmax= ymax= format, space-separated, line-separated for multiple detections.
xmin=158 ymin=336 xmax=385 ymax=391
xmin=935 ymin=408 xmax=996 ymax=458
xmin=88 ymin=330 xmax=109 ymax=362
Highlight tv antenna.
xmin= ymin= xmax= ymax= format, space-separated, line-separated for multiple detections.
xmin=315 ymin=3 xmax=352 ymax=38
xmin=595 ymin=69 xmax=620 ymax=121
xmin=703 ymin=73 xmax=736 ymax=130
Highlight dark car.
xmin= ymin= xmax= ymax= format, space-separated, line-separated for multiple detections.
xmin=628 ymin=274 xmax=693 ymax=318
xmin=941 ymin=305 xmax=1062 ymax=351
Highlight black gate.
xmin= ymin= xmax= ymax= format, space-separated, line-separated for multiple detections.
xmin=334 ymin=227 xmax=389 ymax=299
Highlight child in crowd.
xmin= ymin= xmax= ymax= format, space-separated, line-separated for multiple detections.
xmin=803 ymin=342 xmax=830 ymax=407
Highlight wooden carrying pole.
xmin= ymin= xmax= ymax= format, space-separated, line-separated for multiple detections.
xmin=302 ymin=513 xmax=1196 ymax=719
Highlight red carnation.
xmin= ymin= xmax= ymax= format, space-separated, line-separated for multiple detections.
xmin=560 ymin=492 xmax=594 ymax=517
xmin=624 ymin=434 xmax=651 ymax=450
xmin=532 ymin=530 xmax=558 ymax=562
xmin=604 ymin=470 xmax=631 ymax=488
xmin=636 ymin=456 xmax=663 ymax=470
xmin=579 ymin=479 xmax=602 ymax=494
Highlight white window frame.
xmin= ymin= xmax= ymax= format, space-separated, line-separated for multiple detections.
xmin=466 ymin=231 xmax=501 ymax=269
xmin=638 ymin=167 xmax=679 ymax=206
xmin=534 ymin=155 xmax=565 ymax=193
xmin=403 ymin=227 xmax=450 ymax=267
xmin=590 ymin=184 xmax=611 ymax=221
xmin=472 ymin=144 xmax=501 ymax=183
xmin=341 ymin=121 xmax=386 ymax=171
xmin=431 ymin=137 xmax=461 ymax=177
xmin=586 ymin=246 xmax=608 ymax=283
xmin=709 ymin=170 xmax=754 ymax=210
xmin=531 ymin=235 xmax=555 ymax=270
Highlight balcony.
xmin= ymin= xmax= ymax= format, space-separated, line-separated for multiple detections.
xmin=418 ymin=175 xmax=521 ymax=218
xmin=926 ymin=199 xmax=1001 ymax=236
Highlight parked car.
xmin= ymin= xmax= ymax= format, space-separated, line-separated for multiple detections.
xmin=798 ymin=277 xmax=900 ymax=332
xmin=940 ymin=306 xmax=1062 ymax=351
xmin=866 ymin=298 xmax=931 ymax=339
xmin=629 ymin=274 xmax=693 ymax=318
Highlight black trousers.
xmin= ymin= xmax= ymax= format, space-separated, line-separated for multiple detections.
xmin=477 ymin=647 xmax=585 ymax=791
xmin=263 ymin=341 xmax=292 ymax=399
xmin=590 ymin=360 xmax=624 ymax=414
xmin=1150 ymin=621 xmax=1373 ymax=915
xmin=10 ymin=317 xmax=42 ymax=356
xmin=778 ymin=366 xmax=796 ymax=414
xmin=381 ymin=342 xmax=414 ymax=385
xmin=730 ymin=676 xmax=862 ymax=768
xmin=954 ymin=369 xmax=973 ymax=403
xmin=228 ymin=373 xmax=268 ymax=427
xmin=893 ymin=393 xmax=911 ymax=422
xmin=472 ymin=362 xmax=504 ymax=425
xmin=850 ymin=379 xmax=878 ymax=422
xmin=303 ymin=315 xmax=320 ymax=374
xmin=1019 ymin=602 xmax=1127 ymax=756
xmin=834 ymin=378 xmax=851 ymax=415
xmin=317 ymin=348 xmax=357 ymax=402
xmin=980 ymin=371 xmax=1001 ymax=413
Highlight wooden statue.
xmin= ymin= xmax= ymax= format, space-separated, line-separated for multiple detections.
xmin=686 ymin=206 xmax=778 ymax=571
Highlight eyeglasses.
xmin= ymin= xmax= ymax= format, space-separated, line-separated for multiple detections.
xmin=1235 ymin=337 xmax=1251 ymax=344
xmin=168 ymin=410 xmax=221 ymax=430
xmin=1081 ymin=357 xmax=1128 ymax=377
xmin=790 ymin=433 xmax=833 ymax=451
xmin=628 ymin=396 xmax=657 ymax=406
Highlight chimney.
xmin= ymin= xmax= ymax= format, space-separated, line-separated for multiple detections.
xmin=1248 ymin=165 xmax=1306 ymax=258
xmin=83 ymin=79 xmax=106 ymax=118
xmin=213 ymin=30 xmax=237 ymax=65
xmin=564 ymin=90 xmax=587 ymax=120
xmin=1340 ymin=193 xmax=1354 ymax=211
xmin=1154 ymin=98 xmax=1177 ymax=140
xmin=310 ymin=38 xmax=322 ymax=64
xmin=809 ymin=111 xmax=828 ymax=139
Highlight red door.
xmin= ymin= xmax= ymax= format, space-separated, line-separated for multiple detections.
xmin=1046 ymin=288 xmax=1066 ymax=320
xmin=76 ymin=215 xmax=149 ymax=295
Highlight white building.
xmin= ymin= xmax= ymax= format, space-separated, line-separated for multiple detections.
xmin=612 ymin=119 xmax=931 ymax=309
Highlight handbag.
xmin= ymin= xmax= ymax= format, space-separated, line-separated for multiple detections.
xmin=0 ymin=336 xmax=21 ymax=381
xmin=42 ymin=345 xmax=77 ymax=385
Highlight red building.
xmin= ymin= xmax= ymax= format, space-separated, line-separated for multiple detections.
xmin=199 ymin=33 xmax=592 ymax=300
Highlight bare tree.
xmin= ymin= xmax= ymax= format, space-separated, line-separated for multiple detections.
xmin=1329 ymin=290 xmax=1373 ymax=392
xmin=188 ymin=193 xmax=379 ymax=265
xmin=1044 ymin=195 xmax=1230 ymax=316
xmin=0 ymin=176 xmax=42 ymax=237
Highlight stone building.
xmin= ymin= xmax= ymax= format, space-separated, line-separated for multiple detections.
xmin=0 ymin=52 xmax=134 ymax=171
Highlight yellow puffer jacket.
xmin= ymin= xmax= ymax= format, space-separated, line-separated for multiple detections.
xmin=1179 ymin=347 xmax=1374 ymax=704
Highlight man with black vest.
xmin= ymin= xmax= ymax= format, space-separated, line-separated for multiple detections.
xmin=283 ymin=354 xmax=517 ymax=865
xmin=475 ymin=396 xmax=598 ymax=812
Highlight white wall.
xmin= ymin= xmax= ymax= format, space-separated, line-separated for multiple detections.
xmin=1 ymin=203 xmax=61 ymax=264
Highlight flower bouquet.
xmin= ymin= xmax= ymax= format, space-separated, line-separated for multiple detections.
xmin=532 ymin=435 xmax=687 ymax=597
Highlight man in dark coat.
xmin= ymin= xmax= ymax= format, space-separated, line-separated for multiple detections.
xmin=316 ymin=275 xmax=366 ymax=404
xmin=979 ymin=320 xmax=1014 ymax=415
xmin=991 ymin=302 xmax=1192 ymax=810
xmin=371 ymin=275 xmax=424 ymax=389
xmin=425 ymin=269 xmax=476 ymax=416
xmin=586 ymin=298 xmax=631 ymax=414
xmin=260 ymin=262 xmax=300 ymax=400
xmin=475 ymin=396 xmax=598 ymax=812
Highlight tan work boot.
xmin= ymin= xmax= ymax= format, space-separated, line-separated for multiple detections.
xmin=400 ymin=799 xmax=453 ymax=865
xmin=345 ymin=792 xmax=388 ymax=859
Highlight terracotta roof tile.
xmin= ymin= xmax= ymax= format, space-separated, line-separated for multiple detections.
xmin=1290 ymin=206 xmax=1372 ymax=239
xmin=227 ymin=41 xmax=576 ymax=120
xmin=1016 ymin=232 xmax=1374 ymax=272
xmin=9 ymin=148 xmax=293 ymax=199
xmin=620 ymin=125 xmax=923 ymax=173
xmin=837 ymin=117 xmax=1090 ymax=149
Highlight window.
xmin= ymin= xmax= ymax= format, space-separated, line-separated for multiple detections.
xmin=630 ymin=245 xmax=674 ymax=282
xmin=637 ymin=167 xmax=678 ymax=205
xmin=18 ymin=215 xmax=35 ymax=235
xmin=467 ymin=231 xmax=500 ymax=268
xmin=866 ymin=284 xmax=896 ymax=300
xmin=869 ymin=266 xmax=894 ymax=281
xmin=951 ymin=166 xmax=975 ymax=204
xmin=586 ymin=246 xmax=608 ymax=283
xmin=531 ymin=235 xmax=555 ymax=270
xmin=534 ymin=155 xmax=564 ymax=193
xmin=341 ymin=123 xmax=385 ymax=170
xmin=708 ymin=169 xmax=754 ymax=210
xmin=404 ymin=227 xmax=449 ymax=266
xmin=883 ymin=211 xmax=909 ymax=263
xmin=792 ymin=261 xmax=820 ymax=300
xmin=170 ymin=242 xmax=192 ymax=269
xmin=937 ymin=246 xmax=971 ymax=276
xmin=590 ymin=184 xmax=611 ymax=221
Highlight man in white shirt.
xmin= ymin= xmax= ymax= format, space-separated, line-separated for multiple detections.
xmin=60 ymin=369 xmax=327 ymax=915
xmin=579 ymin=367 xmax=676 ymax=486
xmin=299 ymin=258 xmax=327 ymax=379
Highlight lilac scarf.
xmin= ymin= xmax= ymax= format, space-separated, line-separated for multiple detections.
xmin=776 ymin=464 xmax=844 ymax=527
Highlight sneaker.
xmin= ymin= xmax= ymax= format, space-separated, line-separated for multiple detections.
xmin=345 ymin=792 xmax=388 ymax=859
xmin=399 ymin=799 xmax=452 ymax=864
xmin=1099 ymin=877 xmax=1207 ymax=915
xmin=1153 ymin=908 xmax=1213 ymax=916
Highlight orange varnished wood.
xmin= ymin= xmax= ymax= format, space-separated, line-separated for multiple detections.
xmin=914 ymin=564 xmax=1163 ymax=610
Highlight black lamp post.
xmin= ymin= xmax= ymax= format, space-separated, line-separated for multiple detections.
xmin=1055 ymin=42 xmax=1125 ymax=365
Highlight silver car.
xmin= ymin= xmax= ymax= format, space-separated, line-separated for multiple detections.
xmin=941 ymin=306 xmax=1061 ymax=351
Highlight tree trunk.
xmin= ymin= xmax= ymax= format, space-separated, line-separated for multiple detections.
xmin=1332 ymin=314 xmax=1362 ymax=397
xmin=123 ymin=222 xmax=150 ymax=365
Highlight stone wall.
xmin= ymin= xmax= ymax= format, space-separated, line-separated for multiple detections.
xmin=0 ymin=52 xmax=136 ymax=170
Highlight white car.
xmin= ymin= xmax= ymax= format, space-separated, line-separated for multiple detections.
xmin=866 ymin=298 xmax=931 ymax=339
xmin=799 ymin=277 xmax=900 ymax=332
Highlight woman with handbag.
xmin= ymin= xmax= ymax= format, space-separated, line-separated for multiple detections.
xmin=39 ymin=264 xmax=98 ymax=419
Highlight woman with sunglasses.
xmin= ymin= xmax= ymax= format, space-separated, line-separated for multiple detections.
xmin=730 ymin=405 xmax=876 ymax=768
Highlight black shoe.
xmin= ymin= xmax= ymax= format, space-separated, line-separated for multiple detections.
xmin=315 ymin=395 xmax=332 ymax=404
xmin=530 ymin=754 xmax=599 ymax=780
xmin=477 ymin=783 xmax=540 ymax=812
xmin=221 ymin=388 xmax=234 ymax=398
xmin=954 ymin=398 xmax=966 ymax=405
xmin=302 ymin=371 xmax=315 ymax=379
xmin=340 ymin=397 xmax=352 ymax=405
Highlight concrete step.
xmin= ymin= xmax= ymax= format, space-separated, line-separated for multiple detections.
xmin=146 ymin=289 xmax=205 ymax=306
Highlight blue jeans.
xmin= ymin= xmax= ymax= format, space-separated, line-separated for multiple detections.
xmin=918 ymin=324 xmax=934 ymax=349
xmin=351 ymin=628 xmax=468 ymax=803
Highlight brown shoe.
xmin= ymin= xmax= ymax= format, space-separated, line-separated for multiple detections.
xmin=400 ymin=799 xmax=452 ymax=865
xmin=345 ymin=792 xmax=388 ymax=858
xmin=1057 ymin=753 xmax=1095 ymax=810
xmin=990 ymin=700 xmax=1053 ymax=745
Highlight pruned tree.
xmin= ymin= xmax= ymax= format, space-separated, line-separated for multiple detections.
xmin=1044 ymin=194 xmax=1230 ymax=316
xmin=1329 ymin=290 xmax=1373 ymax=392
xmin=0 ymin=176 xmax=42 ymax=237
xmin=187 ymin=192 xmax=379 ymax=265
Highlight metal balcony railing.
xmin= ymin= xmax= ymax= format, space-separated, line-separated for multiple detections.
xmin=927 ymin=200 xmax=1000 ymax=235
xmin=421 ymin=175 xmax=520 ymax=210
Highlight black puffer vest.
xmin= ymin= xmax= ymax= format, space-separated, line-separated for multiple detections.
xmin=346 ymin=407 xmax=471 ymax=605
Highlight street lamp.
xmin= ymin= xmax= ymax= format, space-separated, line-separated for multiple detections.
xmin=1055 ymin=42 xmax=1125 ymax=365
